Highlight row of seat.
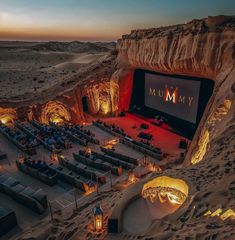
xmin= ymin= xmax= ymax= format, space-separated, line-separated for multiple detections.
xmin=48 ymin=162 xmax=97 ymax=193
xmin=100 ymin=147 xmax=139 ymax=166
xmin=16 ymin=158 xmax=57 ymax=186
xmin=73 ymin=152 xmax=123 ymax=176
xmin=31 ymin=121 xmax=72 ymax=150
xmin=49 ymin=123 xmax=88 ymax=146
xmin=16 ymin=121 xmax=62 ymax=153
xmin=0 ymin=123 xmax=37 ymax=155
xmin=93 ymin=120 xmax=163 ymax=160
xmin=58 ymin=156 xmax=106 ymax=184
xmin=120 ymin=138 xmax=163 ymax=160
xmin=0 ymin=171 xmax=48 ymax=214
xmin=92 ymin=151 xmax=134 ymax=170
xmin=93 ymin=121 xmax=124 ymax=139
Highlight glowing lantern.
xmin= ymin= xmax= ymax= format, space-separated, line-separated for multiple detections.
xmin=51 ymin=152 xmax=59 ymax=162
xmin=93 ymin=205 xmax=103 ymax=232
xmin=127 ymin=171 xmax=137 ymax=184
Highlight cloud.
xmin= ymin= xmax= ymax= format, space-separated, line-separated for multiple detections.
xmin=0 ymin=11 xmax=32 ymax=28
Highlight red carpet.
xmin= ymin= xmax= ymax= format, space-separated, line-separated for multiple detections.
xmin=104 ymin=113 xmax=188 ymax=156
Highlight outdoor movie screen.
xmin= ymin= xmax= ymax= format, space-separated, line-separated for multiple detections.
xmin=145 ymin=73 xmax=201 ymax=123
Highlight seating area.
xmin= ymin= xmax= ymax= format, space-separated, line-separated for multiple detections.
xmin=0 ymin=123 xmax=37 ymax=155
xmin=50 ymin=123 xmax=88 ymax=146
xmin=121 ymin=138 xmax=163 ymax=160
xmin=58 ymin=156 xmax=106 ymax=184
xmin=100 ymin=147 xmax=139 ymax=166
xmin=0 ymin=206 xmax=17 ymax=237
xmin=94 ymin=120 xmax=126 ymax=138
xmin=53 ymin=123 xmax=99 ymax=145
xmin=48 ymin=162 xmax=96 ymax=193
xmin=16 ymin=157 xmax=57 ymax=186
xmin=73 ymin=151 xmax=123 ymax=176
xmin=0 ymin=171 xmax=48 ymax=214
xmin=94 ymin=120 xmax=163 ymax=160
xmin=31 ymin=121 xmax=73 ymax=149
xmin=92 ymin=151 xmax=135 ymax=170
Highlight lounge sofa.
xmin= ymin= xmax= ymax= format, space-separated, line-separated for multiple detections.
xmin=48 ymin=163 xmax=95 ymax=192
xmin=0 ymin=171 xmax=48 ymax=214
xmin=73 ymin=152 xmax=122 ymax=176
xmin=58 ymin=157 xmax=106 ymax=184
xmin=16 ymin=159 xmax=57 ymax=186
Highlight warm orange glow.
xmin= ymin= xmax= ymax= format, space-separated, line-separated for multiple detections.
xmin=84 ymin=182 xmax=96 ymax=195
xmin=146 ymin=162 xmax=162 ymax=173
xmin=100 ymin=101 xmax=111 ymax=115
xmin=0 ymin=108 xmax=17 ymax=125
xmin=50 ymin=152 xmax=59 ymax=162
xmin=103 ymin=138 xmax=119 ymax=149
xmin=142 ymin=176 xmax=189 ymax=205
xmin=191 ymin=130 xmax=209 ymax=164
xmin=40 ymin=101 xmax=71 ymax=124
xmin=204 ymin=208 xmax=235 ymax=221
xmin=127 ymin=171 xmax=137 ymax=184
xmin=164 ymin=86 xmax=178 ymax=104
xmin=95 ymin=216 xmax=103 ymax=231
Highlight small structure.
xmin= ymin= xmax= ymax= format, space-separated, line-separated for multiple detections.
xmin=93 ymin=205 xmax=103 ymax=232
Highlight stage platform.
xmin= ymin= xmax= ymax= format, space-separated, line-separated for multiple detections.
xmin=103 ymin=113 xmax=188 ymax=157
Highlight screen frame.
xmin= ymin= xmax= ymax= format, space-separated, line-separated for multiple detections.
xmin=144 ymin=72 xmax=201 ymax=124
xmin=130 ymin=69 xmax=214 ymax=139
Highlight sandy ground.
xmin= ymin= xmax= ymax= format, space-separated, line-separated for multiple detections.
xmin=123 ymin=198 xmax=179 ymax=234
xmin=0 ymin=49 xmax=107 ymax=100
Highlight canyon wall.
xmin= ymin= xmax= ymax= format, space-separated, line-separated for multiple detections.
xmin=113 ymin=15 xmax=235 ymax=165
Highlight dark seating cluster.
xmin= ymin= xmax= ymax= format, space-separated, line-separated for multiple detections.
xmin=0 ymin=123 xmax=37 ymax=155
xmin=32 ymin=121 xmax=72 ymax=149
xmin=0 ymin=171 xmax=48 ymax=214
xmin=121 ymin=137 xmax=163 ymax=160
xmin=50 ymin=123 xmax=88 ymax=146
xmin=55 ymin=123 xmax=99 ymax=145
xmin=94 ymin=120 xmax=163 ymax=160
xmin=48 ymin=162 xmax=96 ymax=193
xmin=16 ymin=157 xmax=57 ymax=186
xmin=58 ymin=156 xmax=106 ymax=184
xmin=100 ymin=147 xmax=139 ymax=165
xmin=92 ymin=151 xmax=134 ymax=170
xmin=73 ymin=151 xmax=123 ymax=176
xmin=94 ymin=120 xmax=127 ymax=138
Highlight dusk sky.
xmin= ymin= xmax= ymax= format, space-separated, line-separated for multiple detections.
xmin=0 ymin=0 xmax=234 ymax=41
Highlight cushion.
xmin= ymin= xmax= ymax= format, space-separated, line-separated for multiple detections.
xmin=21 ymin=186 xmax=35 ymax=196
xmin=10 ymin=184 xmax=25 ymax=193
xmin=2 ymin=177 xmax=19 ymax=188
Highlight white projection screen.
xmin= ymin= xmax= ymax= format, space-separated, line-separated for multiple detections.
xmin=145 ymin=73 xmax=201 ymax=123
